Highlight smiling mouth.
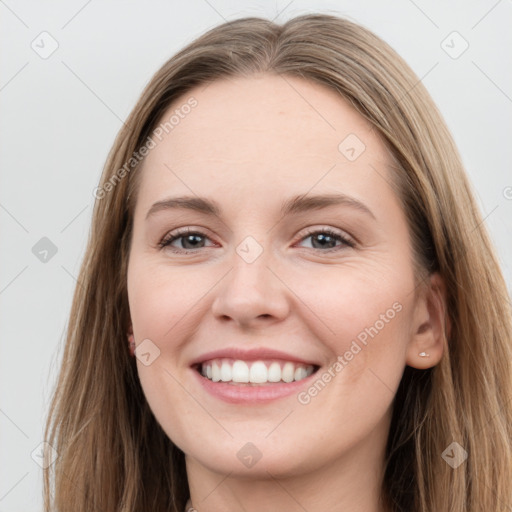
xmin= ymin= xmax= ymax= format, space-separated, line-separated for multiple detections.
xmin=193 ymin=358 xmax=320 ymax=385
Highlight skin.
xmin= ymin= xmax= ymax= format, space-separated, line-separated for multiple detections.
xmin=126 ymin=73 xmax=447 ymax=512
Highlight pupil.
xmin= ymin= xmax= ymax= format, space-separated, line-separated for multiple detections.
xmin=183 ymin=234 xmax=203 ymax=249
xmin=313 ymin=233 xmax=335 ymax=249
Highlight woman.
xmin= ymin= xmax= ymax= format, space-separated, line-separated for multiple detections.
xmin=43 ymin=13 xmax=512 ymax=512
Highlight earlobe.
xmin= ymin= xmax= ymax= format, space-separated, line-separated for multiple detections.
xmin=406 ymin=272 xmax=449 ymax=369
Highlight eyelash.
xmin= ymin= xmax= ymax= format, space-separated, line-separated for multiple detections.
xmin=157 ymin=227 xmax=356 ymax=254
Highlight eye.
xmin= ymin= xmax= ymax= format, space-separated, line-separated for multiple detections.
xmin=295 ymin=227 xmax=355 ymax=252
xmin=158 ymin=227 xmax=214 ymax=253
xmin=158 ymin=226 xmax=355 ymax=254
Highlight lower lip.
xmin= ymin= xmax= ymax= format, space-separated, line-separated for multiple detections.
xmin=191 ymin=367 xmax=319 ymax=404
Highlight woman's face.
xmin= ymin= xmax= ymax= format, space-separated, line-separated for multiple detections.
xmin=127 ymin=73 xmax=437 ymax=479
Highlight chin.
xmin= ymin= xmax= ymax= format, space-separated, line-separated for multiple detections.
xmin=181 ymin=433 xmax=321 ymax=479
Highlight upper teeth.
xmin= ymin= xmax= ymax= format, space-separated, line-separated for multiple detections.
xmin=200 ymin=359 xmax=315 ymax=384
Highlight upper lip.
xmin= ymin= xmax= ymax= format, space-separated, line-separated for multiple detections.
xmin=190 ymin=347 xmax=321 ymax=367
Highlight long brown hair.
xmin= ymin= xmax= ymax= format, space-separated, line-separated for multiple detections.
xmin=43 ymin=13 xmax=512 ymax=511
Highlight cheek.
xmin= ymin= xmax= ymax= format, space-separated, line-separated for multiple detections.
xmin=127 ymin=258 xmax=211 ymax=343
xmin=126 ymin=259 xmax=201 ymax=445
xmin=293 ymin=265 xmax=413 ymax=385
xmin=292 ymin=271 xmax=412 ymax=449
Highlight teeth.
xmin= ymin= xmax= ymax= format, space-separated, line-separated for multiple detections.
xmin=220 ymin=361 xmax=232 ymax=382
xmin=199 ymin=358 xmax=315 ymax=384
xmin=282 ymin=362 xmax=295 ymax=383
xmin=232 ymin=361 xmax=249 ymax=383
xmin=294 ymin=366 xmax=308 ymax=381
xmin=249 ymin=361 xmax=267 ymax=383
xmin=268 ymin=362 xmax=281 ymax=382
xmin=212 ymin=361 xmax=221 ymax=382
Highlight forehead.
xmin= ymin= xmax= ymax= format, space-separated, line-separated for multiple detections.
xmin=135 ymin=73 xmax=395 ymax=215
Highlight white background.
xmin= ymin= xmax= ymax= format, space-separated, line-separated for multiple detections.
xmin=1 ymin=1 xmax=511 ymax=510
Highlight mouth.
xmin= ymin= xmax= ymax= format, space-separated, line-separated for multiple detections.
xmin=192 ymin=358 xmax=320 ymax=386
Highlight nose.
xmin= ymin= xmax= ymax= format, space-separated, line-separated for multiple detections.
xmin=211 ymin=246 xmax=290 ymax=329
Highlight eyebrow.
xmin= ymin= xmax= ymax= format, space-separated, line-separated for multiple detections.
xmin=145 ymin=193 xmax=376 ymax=221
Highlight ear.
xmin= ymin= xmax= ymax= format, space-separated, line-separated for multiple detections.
xmin=406 ymin=272 xmax=449 ymax=369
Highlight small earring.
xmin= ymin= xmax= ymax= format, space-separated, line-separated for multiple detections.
xmin=418 ymin=351 xmax=430 ymax=358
